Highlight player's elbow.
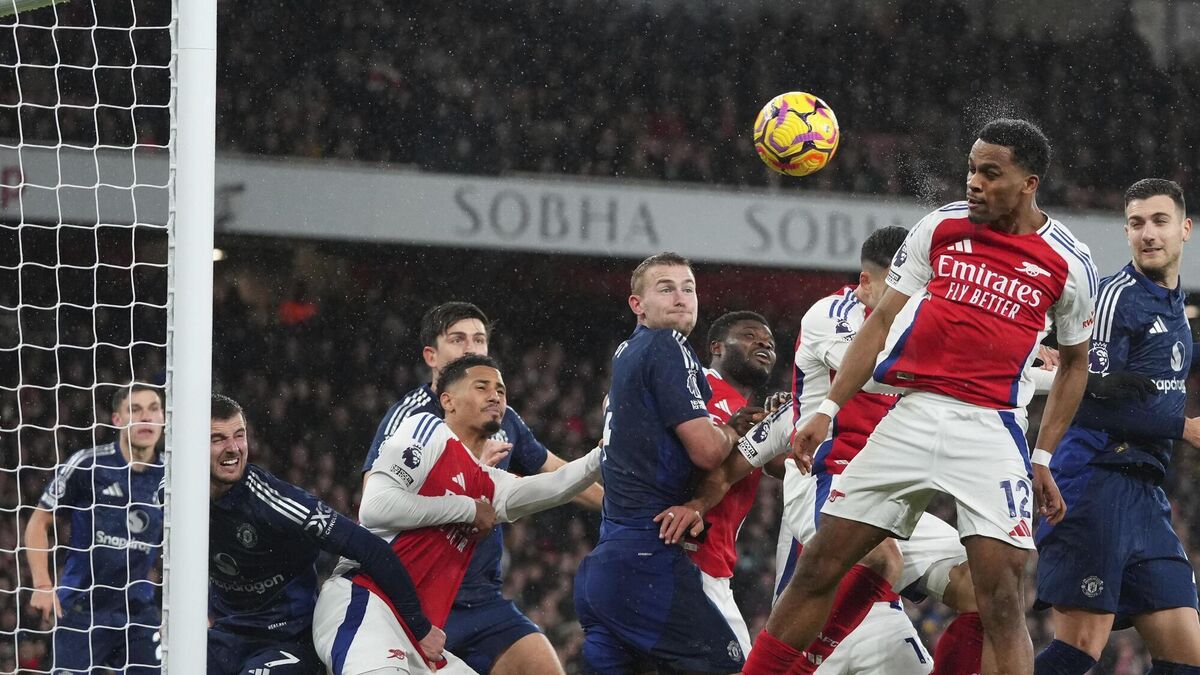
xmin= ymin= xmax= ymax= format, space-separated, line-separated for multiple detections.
xmin=356 ymin=497 xmax=386 ymax=530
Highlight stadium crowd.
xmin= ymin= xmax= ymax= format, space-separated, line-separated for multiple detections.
xmin=209 ymin=0 xmax=1200 ymax=211
xmin=3 ymin=0 xmax=1199 ymax=209
xmin=224 ymin=0 xmax=1190 ymax=210
xmin=6 ymin=241 xmax=1197 ymax=673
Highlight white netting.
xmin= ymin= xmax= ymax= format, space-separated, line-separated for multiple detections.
xmin=0 ymin=0 xmax=173 ymax=671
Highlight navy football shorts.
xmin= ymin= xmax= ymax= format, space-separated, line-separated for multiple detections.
xmin=575 ymin=538 xmax=745 ymax=674
xmin=444 ymin=595 xmax=541 ymax=674
xmin=207 ymin=626 xmax=321 ymax=675
xmin=1036 ymin=465 xmax=1198 ymax=623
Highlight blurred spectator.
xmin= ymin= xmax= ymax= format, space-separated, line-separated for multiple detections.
xmin=4 ymin=0 xmax=1200 ymax=211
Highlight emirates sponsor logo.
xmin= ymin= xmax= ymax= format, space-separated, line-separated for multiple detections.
xmin=938 ymin=255 xmax=1045 ymax=319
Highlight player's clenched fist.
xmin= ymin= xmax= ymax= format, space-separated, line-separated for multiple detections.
xmin=1032 ymin=464 xmax=1066 ymax=525
xmin=470 ymin=498 xmax=497 ymax=541
xmin=417 ymin=625 xmax=447 ymax=668
xmin=726 ymin=406 xmax=766 ymax=437
xmin=790 ymin=414 xmax=831 ymax=474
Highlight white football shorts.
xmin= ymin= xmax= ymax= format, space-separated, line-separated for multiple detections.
xmin=312 ymin=575 xmax=476 ymax=675
xmin=821 ymin=392 xmax=1035 ymax=550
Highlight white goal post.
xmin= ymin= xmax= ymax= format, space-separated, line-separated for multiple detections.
xmin=167 ymin=0 xmax=214 ymax=672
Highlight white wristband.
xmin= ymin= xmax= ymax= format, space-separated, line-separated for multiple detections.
xmin=1031 ymin=448 xmax=1053 ymax=467
xmin=816 ymin=399 xmax=841 ymax=419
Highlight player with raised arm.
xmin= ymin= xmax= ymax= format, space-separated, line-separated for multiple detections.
xmin=686 ymin=310 xmax=779 ymax=657
xmin=573 ymin=252 xmax=763 ymax=674
xmin=739 ymin=119 xmax=1097 ymax=675
xmin=361 ymin=301 xmax=601 ymax=675
xmin=206 ymin=394 xmax=439 ymax=675
xmin=314 ymin=354 xmax=602 ymax=675
xmin=24 ymin=384 xmax=165 ymax=675
xmin=1033 ymin=178 xmax=1200 ymax=675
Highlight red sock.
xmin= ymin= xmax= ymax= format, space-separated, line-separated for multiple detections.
xmin=790 ymin=564 xmax=895 ymax=674
xmin=932 ymin=612 xmax=984 ymax=675
xmin=743 ymin=629 xmax=804 ymax=675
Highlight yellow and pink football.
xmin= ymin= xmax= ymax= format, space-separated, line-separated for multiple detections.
xmin=753 ymin=91 xmax=840 ymax=177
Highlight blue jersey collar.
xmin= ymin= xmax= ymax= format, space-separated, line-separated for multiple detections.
xmin=1123 ymin=262 xmax=1182 ymax=302
xmin=213 ymin=464 xmax=255 ymax=508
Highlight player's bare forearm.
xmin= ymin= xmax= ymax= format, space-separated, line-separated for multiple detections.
xmin=1034 ymin=340 xmax=1090 ymax=453
xmin=693 ymin=454 xmax=744 ymax=515
xmin=540 ymin=451 xmax=604 ymax=511
xmin=495 ymin=447 xmax=601 ymax=522
xmin=826 ymin=288 xmax=908 ymax=405
xmin=23 ymin=508 xmax=55 ymax=588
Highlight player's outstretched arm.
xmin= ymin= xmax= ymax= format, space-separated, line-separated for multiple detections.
xmin=22 ymin=507 xmax=62 ymax=625
xmin=489 ymin=446 xmax=602 ymax=522
xmin=1030 ymin=340 xmax=1090 ymax=524
xmin=359 ymin=472 xmax=478 ymax=531
xmin=538 ymin=451 xmax=604 ymax=511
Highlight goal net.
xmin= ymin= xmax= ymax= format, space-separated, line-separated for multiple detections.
xmin=1 ymin=0 xmax=212 ymax=671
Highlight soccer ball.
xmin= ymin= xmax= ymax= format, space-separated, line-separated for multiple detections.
xmin=753 ymin=92 xmax=840 ymax=176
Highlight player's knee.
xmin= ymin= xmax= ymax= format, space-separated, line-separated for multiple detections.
xmin=492 ymin=633 xmax=563 ymax=675
xmin=859 ymin=539 xmax=903 ymax=586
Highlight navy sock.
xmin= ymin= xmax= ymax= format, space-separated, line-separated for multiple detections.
xmin=1149 ymin=660 xmax=1200 ymax=674
xmin=1034 ymin=639 xmax=1096 ymax=675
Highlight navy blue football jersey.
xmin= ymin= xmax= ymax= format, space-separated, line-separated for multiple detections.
xmin=362 ymin=383 xmax=550 ymax=604
xmin=599 ymin=325 xmax=712 ymax=530
xmin=39 ymin=442 xmax=164 ymax=617
xmin=1062 ymin=264 xmax=1192 ymax=478
xmin=210 ymin=465 xmax=352 ymax=639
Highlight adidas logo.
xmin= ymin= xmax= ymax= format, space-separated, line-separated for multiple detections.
xmin=1149 ymin=316 xmax=1168 ymax=334
xmin=1009 ymin=520 xmax=1031 ymax=538
xmin=948 ymin=239 xmax=973 ymax=254
xmin=452 ymin=473 xmax=466 ymax=490
xmin=715 ymin=400 xmax=731 ymax=416
xmin=101 ymin=483 xmax=125 ymax=498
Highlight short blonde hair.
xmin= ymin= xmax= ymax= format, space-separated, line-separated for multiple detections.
xmin=630 ymin=252 xmax=693 ymax=296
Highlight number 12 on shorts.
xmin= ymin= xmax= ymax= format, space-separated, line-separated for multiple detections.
xmin=999 ymin=479 xmax=1032 ymax=519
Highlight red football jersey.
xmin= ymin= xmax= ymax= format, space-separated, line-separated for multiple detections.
xmin=361 ymin=413 xmax=497 ymax=626
xmin=688 ymin=369 xmax=762 ymax=579
xmin=876 ymin=203 xmax=1095 ymax=409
